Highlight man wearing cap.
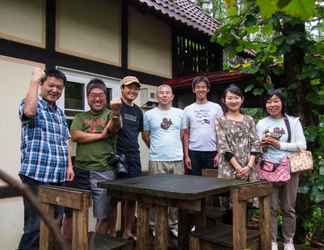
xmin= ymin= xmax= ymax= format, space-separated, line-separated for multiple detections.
xmin=117 ymin=76 xmax=144 ymax=239
xmin=63 ymin=78 xmax=122 ymax=235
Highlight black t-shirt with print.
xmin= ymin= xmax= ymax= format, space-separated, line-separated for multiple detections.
xmin=117 ymin=101 xmax=143 ymax=153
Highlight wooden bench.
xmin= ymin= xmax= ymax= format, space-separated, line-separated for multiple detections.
xmin=39 ymin=185 xmax=132 ymax=250
xmin=189 ymin=181 xmax=272 ymax=250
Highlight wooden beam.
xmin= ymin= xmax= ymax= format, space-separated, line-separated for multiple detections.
xmin=121 ymin=0 xmax=128 ymax=72
xmin=0 ymin=186 xmax=20 ymax=199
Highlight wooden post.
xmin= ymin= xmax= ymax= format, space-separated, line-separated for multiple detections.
xmin=259 ymin=195 xmax=272 ymax=250
xmin=136 ymin=202 xmax=150 ymax=250
xmin=178 ymin=209 xmax=191 ymax=250
xmin=232 ymin=188 xmax=247 ymax=250
xmin=189 ymin=236 xmax=200 ymax=250
xmin=155 ymin=206 xmax=169 ymax=250
xmin=39 ymin=203 xmax=55 ymax=250
xmin=72 ymin=208 xmax=89 ymax=250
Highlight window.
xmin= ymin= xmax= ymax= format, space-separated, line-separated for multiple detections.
xmin=56 ymin=67 xmax=121 ymax=127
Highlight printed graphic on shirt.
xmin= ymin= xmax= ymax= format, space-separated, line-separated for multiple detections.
xmin=82 ymin=118 xmax=106 ymax=133
xmin=160 ymin=118 xmax=172 ymax=130
xmin=194 ymin=109 xmax=211 ymax=125
xmin=124 ymin=113 xmax=137 ymax=122
xmin=264 ymin=127 xmax=285 ymax=139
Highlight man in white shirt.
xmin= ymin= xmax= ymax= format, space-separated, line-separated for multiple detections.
xmin=183 ymin=76 xmax=223 ymax=175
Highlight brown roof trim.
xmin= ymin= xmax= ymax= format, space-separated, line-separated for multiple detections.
xmin=136 ymin=0 xmax=221 ymax=35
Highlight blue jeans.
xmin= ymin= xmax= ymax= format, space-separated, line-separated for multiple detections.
xmin=189 ymin=150 xmax=217 ymax=176
xmin=117 ymin=151 xmax=142 ymax=178
xmin=18 ymin=175 xmax=63 ymax=250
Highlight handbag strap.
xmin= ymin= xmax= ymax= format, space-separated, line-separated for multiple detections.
xmin=283 ymin=115 xmax=292 ymax=143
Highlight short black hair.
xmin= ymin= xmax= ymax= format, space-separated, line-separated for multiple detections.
xmin=86 ymin=78 xmax=107 ymax=96
xmin=192 ymin=76 xmax=210 ymax=90
xmin=221 ymin=84 xmax=244 ymax=113
xmin=264 ymin=89 xmax=286 ymax=115
xmin=44 ymin=69 xmax=67 ymax=85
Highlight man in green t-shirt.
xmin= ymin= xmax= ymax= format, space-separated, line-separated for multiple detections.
xmin=63 ymin=78 xmax=121 ymax=236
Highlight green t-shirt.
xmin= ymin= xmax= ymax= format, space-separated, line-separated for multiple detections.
xmin=71 ymin=108 xmax=116 ymax=171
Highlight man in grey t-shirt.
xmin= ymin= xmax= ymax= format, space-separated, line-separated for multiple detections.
xmin=183 ymin=76 xmax=223 ymax=175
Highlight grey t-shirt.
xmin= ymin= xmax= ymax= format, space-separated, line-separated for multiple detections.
xmin=184 ymin=101 xmax=223 ymax=151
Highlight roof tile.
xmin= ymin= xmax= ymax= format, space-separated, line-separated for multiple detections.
xmin=137 ymin=0 xmax=220 ymax=35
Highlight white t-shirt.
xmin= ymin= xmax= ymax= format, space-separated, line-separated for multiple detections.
xmin=183 ymin=101 xmax=223 ymax=151
xmin=144 ymin=107 xmax=185 ymax=161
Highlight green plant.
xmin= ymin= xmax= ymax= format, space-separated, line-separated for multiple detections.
xmin=304 ymin=206 xmax=324 ymax=245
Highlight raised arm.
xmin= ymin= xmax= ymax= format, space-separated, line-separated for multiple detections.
xmin=23 ymin=67 xmax=45 ymax=118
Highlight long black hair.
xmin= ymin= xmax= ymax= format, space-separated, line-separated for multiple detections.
xmin=264 ymin=89 xmax=286 ymax=116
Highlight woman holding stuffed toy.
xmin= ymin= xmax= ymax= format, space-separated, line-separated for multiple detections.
xmin=256 ymin=89 xmax=307 ymax=250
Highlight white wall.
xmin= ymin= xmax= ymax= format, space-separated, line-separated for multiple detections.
xmin=0 ymin=56 xmax=44 ymax=250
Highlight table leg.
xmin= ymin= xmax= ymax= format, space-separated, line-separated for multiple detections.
xmin=259 ymin=195 xmax=272 ymax=250
xmin=136 ymin=202 xmax=150 ymax=250
xmin=178 ymin=209 xmax=191 ymax=250
xmin=155 ymin=206 xmax=169 ymax=250
xmin=232 ymin=189 xmax=247 ymax=250
xmin=39 ymin=203 xmax=55 ymax=250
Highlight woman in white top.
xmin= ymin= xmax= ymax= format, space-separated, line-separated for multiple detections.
xmin=256 ymin=89 xmax=306 ymax=250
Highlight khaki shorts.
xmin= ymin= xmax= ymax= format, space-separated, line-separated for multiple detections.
xmin=149 ymin=160 xmax=184 ymax=175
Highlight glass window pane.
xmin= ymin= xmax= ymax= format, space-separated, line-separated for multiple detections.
xmin=65 ymin=81 xmax=84 ymax=110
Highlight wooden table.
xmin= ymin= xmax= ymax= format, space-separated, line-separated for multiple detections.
xmin=99 ymin=174 xmax=271 ymax=250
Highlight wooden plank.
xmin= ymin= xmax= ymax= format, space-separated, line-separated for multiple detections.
xmin=259 ymin=195 xmax=272 ymax=250
xmin=39 ymin=186 xmax=91 ymax=210
xmin=136 ymin=202 xmax=149 ymax=250
xmin=99 ymin=175 xmax=245 ymax=200
xmin=189 ymin=236 xmax=200 ymax=250
xmin=111 ymin=191 xmax=202 ymax=211
xmin=202 ymin=168 xmax=218 ymax=177
xmin=39 ymin=203 xmax=55 ymax=250
xmin=178 ymin=209 xmax=191 ymax=250
xmin=232 ymin=189 xmax=247 ymax=250
xmin=238 ymin=183 xmax=272 ymax=201
xmin=72 ymin=208 xmax=89 ymax=250
xmin=195 ymin=199 xmax=207 ymax=231
xmin=155 ymin=206 xmax=168 ymax=250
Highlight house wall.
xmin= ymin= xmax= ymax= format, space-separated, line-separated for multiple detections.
xmin=0 ymin=56 xmax=44 ymax=250
xmin=0 ymin=0 xmax=185 ymax=248
xmin=0 ymin=0 xmax=46 ymax=47
xmin=56 ymin=0 xmax=121 ymax=66
xmin=128 ymin=6 xmax=172 ymax=78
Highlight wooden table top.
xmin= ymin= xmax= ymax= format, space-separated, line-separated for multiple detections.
xmin=98 ymin=174 xmax=247 ymax=200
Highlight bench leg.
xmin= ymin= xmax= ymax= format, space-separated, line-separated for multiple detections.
xmin=40 ymin=204 xmax=55 ymax=250
xmin=259 ymin=195 xmax=272 ymax=250
xmin=155 ymin=206 xmax=168 ymax=250
xmin=72 ymin=208 xmax=88 ymax=250
xmin=232 ymin=189 xmax=247 ymax=250
xmin=189 ymin=236 xmax=200 ymax=250
xmin=136 ymin=202 xmax=150 ymax=250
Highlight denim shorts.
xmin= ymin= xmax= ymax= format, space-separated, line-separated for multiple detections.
xmin=117 ymin=151 xmax=142 ymax=178
xmin=65 ymin=168 xmax=115 ymax=219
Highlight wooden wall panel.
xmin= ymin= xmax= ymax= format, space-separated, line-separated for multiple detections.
xmin=128 ymin=6 xmax=172 ymax=79
xmin=0 ymin=0 xmax=45 ymax=47
xmin=56 ymin=0 xmax=121 ymax=66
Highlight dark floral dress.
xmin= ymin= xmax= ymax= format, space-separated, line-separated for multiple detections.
xmin=215 ymin=115 xmax=261 ymax=181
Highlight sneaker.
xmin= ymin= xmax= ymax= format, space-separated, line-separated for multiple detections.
xmin=272 ymin=241 xmax=278 ymax=250
xmin=170 ymin=228 xmax=178 ymax=238
xmin=284 ymin=242 xmax=295 ymax=250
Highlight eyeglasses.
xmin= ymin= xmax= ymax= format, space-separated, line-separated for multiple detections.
xmin=88 ymin=93 xmax=106 ymax=99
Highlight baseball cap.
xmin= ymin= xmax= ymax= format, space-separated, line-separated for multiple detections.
xmin=121 ymin=76 xmax=141 ymax=87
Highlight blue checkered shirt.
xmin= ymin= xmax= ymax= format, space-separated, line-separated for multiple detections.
xmin=19 ymin=97 xmax=70 ymax=183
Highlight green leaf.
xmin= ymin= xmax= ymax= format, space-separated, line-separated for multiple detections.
xmin=256 ymin=0 xmax=279 ymax=19
xmin=277 ymin=0 xmax=293 ymax=8
xmin=253 ymin=88 xmax=265 ymax=96
xmin=282 ymin=0 xmax=316 ymax=20
xmin=245 ymin=84 xmax=255 ymax=92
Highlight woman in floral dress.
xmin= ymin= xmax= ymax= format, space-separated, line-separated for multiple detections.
xmin=216 ymin=85 xmax=261 ymax=181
